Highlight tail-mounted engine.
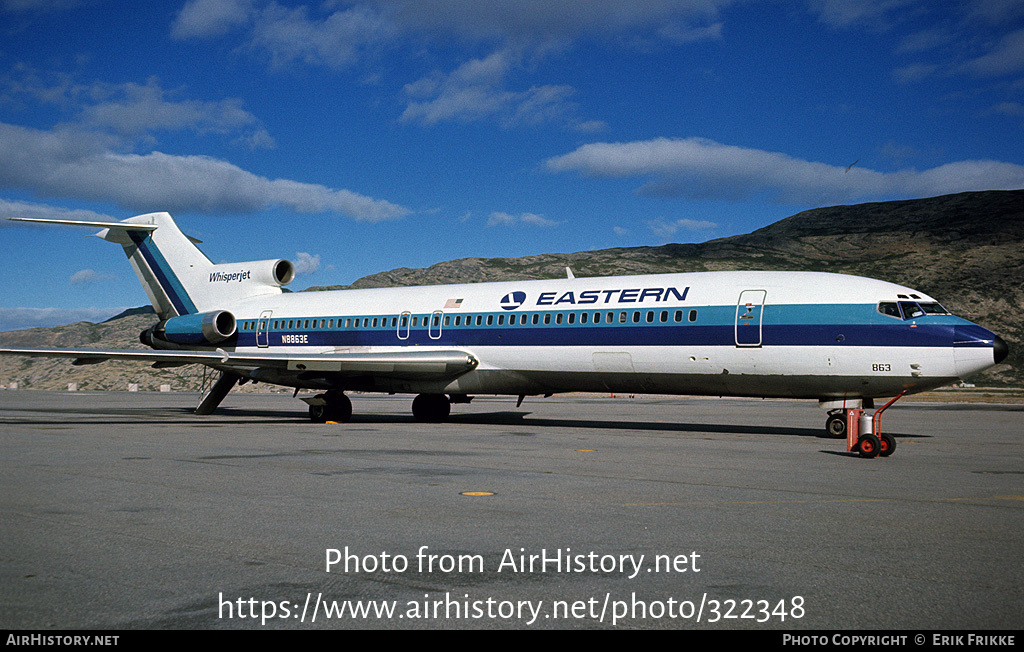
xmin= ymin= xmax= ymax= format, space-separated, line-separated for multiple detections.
xmin=140 ymin=310 xmax=237 ymax=347
xmin=207 ymin=259 xmax=295 ymax=288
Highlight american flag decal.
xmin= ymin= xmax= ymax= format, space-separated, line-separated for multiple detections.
xmin=444 ymin=298 xmax=464 ymax=309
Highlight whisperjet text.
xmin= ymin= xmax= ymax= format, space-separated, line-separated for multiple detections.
xmin=534 ymin=286 xmax=689 ymax=307
xmin=210 ymin=270 xmax=252 ymax=283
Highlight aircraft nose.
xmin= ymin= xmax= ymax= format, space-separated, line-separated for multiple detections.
xmin=994 ymin=335 xmax=1009 ymax=364
xmin=953 ymin=325 xmax=1004 ymax=377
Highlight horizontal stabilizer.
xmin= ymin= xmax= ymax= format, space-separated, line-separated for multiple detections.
xmin=8 ymin=217 xmax=158 ymax=232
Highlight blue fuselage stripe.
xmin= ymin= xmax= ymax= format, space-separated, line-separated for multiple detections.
xmin=231 ymin=306 xmax=988 ymax=350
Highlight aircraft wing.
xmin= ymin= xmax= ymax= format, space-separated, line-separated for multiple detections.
xmin=0 ymin=347 xmax=479 ymax=380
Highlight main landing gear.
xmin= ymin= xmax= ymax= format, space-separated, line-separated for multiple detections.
xmin=305 ymin=392 xmax=454 ymax=423
xmin=826 ymin=392 xmax=906 ymax=458
xmin=307 ymin=391 xmax=352 ymax=423
xmin=411 ymin=393 xmax=451 ymax=422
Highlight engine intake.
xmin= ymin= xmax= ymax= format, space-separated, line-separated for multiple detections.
xmin=141 ymin=310 xmax=237 ymax=347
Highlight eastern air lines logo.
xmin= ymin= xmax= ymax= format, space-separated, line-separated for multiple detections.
xmin=500 ymin=291 xmax=527 ymax=310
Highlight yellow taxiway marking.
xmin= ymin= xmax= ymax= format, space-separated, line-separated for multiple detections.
xmin=460 ymin=491 xmax=495 ymax=497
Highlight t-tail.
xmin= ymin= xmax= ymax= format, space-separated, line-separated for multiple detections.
xmin=10 ymin=212 xmax=295 ymax=345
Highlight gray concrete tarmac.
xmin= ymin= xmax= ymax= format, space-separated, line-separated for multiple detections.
xmin=1 ymin=390 xmax=1021 ymax=630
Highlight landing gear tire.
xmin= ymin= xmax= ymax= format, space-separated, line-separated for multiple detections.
xmin=856 ymin=433 xmax=881 ymax=459
xmin=412 ymin=393 xmax=451 ymax=423
xmin=825 ymin=413 xmax=847 ymax=439
xmin=309 ymin=393 xmax=352 ymax=423
xmin=879 ymin=432 xmax=896 ymax=457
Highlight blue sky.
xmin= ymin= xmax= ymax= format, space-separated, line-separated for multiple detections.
xmin=2 ymin=0 xmax=1023 ymax=331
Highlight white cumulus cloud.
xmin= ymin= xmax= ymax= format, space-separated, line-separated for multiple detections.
xmin=0 ymin=122 xmax=411 ymax=221
xmin=291 ymin=251 xmax=321 ymax=276
xmin=546 ymin=137 xmax=1024 ymax=205
xmin=487 ymin=211 xmax=561 ymax=227
xmin=69 ymin=269 xmax=115 ymax=285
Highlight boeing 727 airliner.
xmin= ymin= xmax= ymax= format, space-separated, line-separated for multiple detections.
xmin=2 ymin=212 xmax=1008 ymax=457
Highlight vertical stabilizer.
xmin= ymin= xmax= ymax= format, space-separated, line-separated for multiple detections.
xmin=98 ymin=213 xmax=208 ymax=318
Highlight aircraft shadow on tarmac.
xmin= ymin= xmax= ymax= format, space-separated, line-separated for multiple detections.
xmin=4 ymin=404 xmax=930 ymax=441
xmin=447 ymin=410 xmax=929 ymax=440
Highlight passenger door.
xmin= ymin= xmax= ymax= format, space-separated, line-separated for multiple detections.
xmin=735 ymin=290 xmax=766 ymax=347
xmin=256 ymin=310 xmax=272 ymax=348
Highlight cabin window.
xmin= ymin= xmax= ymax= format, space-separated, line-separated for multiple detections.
xmin=532 ymin=314 xmax=539 ymax=325
xmin=487 ymin=315 xmax=493 ymax=326
xmin=568 ymin=313 xmax=575 ymax=324
xmin=688 ymin=310 xmax=697 ymax=323
xmin=646 ymin=311 xmax=655 ymax=323
xmin=555 ymin=313 xmax=563 ymax=325
xmin=632 ymin=311 xmax=641 ymax=323
xmin=607 ymin=312 xmax=614 ymax=324
xmin=288 ymin=320 xmax=294 ymax=329
xmin=328 ymin=319 xmax=334 ymax=328
xmin=660 ymin=311 xmax=668 ymax=323
xmin=544 ymin=314 xmax=551 ymax=325
xmin=497 ymin=315 xmax=504 ymax=325
xmin=444 ymin=316 xmax=450 ymax=326
xmin=475 ymin=315 xmax=482 ymax=326
xmin=619 ymin=312 xmax=626 ymax=323
xmin=580 ymin=312 xmax=588 ymax=324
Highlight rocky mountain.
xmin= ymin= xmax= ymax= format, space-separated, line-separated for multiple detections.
xmin=2 ymin=190 xmax=1020 ymax=390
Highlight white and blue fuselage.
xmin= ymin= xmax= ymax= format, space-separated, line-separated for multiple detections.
xmin=213 ymin=270 xmax=998 ymax=401
xmin=4 ymin=212 xmax=1007 ymax=435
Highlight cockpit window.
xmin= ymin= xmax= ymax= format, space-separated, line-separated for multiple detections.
xmin=878 ymin=302 xmax=901 ymax=319
xmin=899 ymin=301 xmax=925 ymax=319
xmin=918 ymin=302 xmax=949 ymax=315
xmin=879 ymin=301 xmax=948 ymax=320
